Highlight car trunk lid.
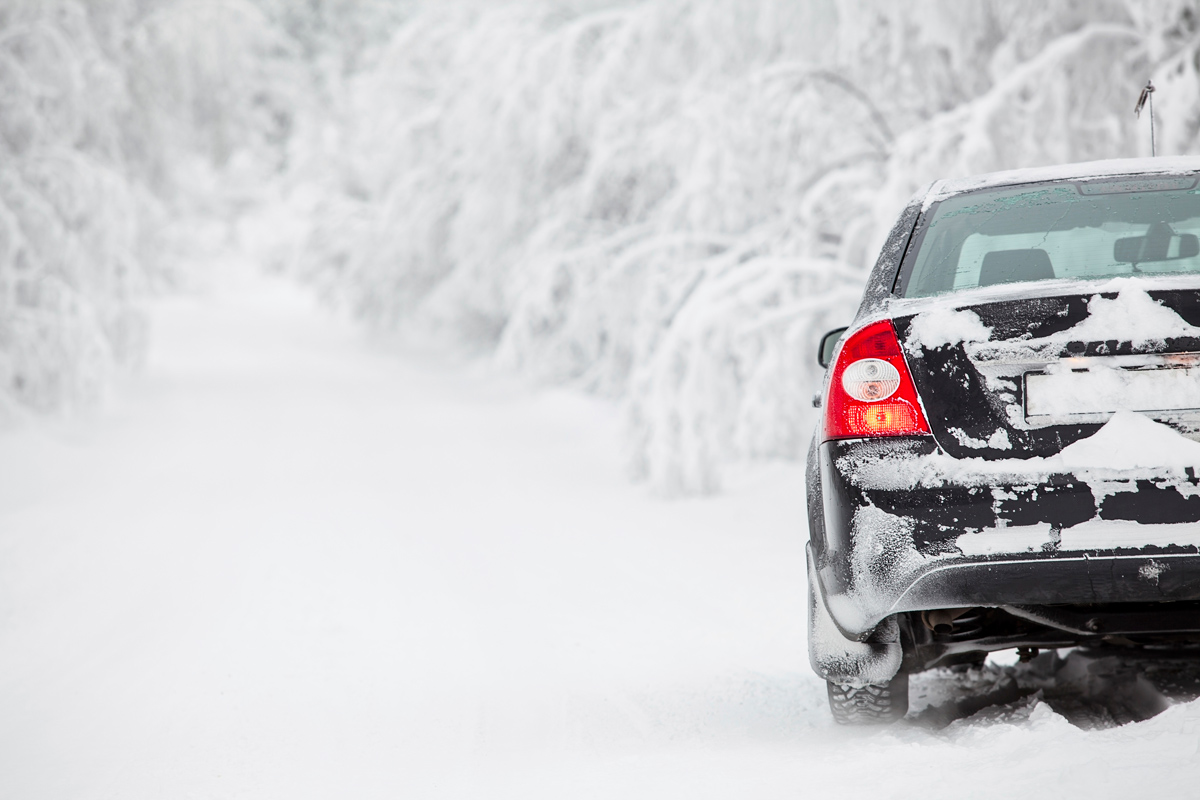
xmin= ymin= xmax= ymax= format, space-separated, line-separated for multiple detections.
xmin=891 ymin=283 xmax=1200 ymax=459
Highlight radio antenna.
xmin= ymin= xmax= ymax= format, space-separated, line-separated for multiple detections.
xmin=1134 ymin=79 xmax=1156 ymax=156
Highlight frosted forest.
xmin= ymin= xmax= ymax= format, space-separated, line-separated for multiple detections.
xmin=11 ymin=2 xmax=1200 ymax=797
xmin=7 ymin=0 xmax=1200 ymax=492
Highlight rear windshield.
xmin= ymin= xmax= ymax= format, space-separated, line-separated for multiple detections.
xmin=897 ymin=175 xmax=1200 ymax=297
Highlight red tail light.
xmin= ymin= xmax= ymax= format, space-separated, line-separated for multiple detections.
xmin=823 ymin=319 xmax=931 ymax=441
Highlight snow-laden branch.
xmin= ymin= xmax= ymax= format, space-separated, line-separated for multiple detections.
xmin=268 ymin=1 xmax=1187 ymax=494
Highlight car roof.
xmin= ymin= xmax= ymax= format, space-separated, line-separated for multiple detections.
xmin=924 ymin=156 xmax=1200 ymax=207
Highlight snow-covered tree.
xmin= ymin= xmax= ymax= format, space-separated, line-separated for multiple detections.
xmin=278 ymin=0 xmax=1200 ymax=493
xmin=14 ymin=0 xmax=1200 ymax=494
xmin=0 ymin=0 xmax=152 ymax=413
xmin=0 ymin=0 xmax=332 ymax=414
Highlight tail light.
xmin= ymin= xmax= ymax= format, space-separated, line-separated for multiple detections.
xmin=823 ymin=319 xmax=931 ymax=441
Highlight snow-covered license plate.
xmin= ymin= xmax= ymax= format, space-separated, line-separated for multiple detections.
xmin=1025 ymin=366 xmax=1200 ymax=417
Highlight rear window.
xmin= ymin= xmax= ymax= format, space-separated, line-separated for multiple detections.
xmin=897 ymin=175 xmax=1200 ymax=297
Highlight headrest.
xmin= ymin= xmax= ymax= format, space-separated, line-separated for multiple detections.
xmin=978 ymin=248 xmax=1054 ymax=287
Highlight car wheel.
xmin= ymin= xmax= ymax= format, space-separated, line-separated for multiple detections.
xmin=826 ymin=673 xmax=909 ymax=725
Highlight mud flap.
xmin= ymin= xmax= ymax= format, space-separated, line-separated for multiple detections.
xmin=807 ymin=546 xmax=902 ymax=686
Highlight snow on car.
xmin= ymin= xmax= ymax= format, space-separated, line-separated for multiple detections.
xmin=807 ymin=156 xmax=1200 ymax=724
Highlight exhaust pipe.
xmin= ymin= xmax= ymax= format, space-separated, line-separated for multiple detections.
xmin=921 ymin=607 xmax=975 ymax=635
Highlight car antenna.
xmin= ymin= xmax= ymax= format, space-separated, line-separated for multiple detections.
xmin=1134 ymin=79 xmax=1156 ymax=156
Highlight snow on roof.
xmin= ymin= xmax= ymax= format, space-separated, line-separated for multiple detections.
xmin=926 ymin=156 xmax=1200 ymax=204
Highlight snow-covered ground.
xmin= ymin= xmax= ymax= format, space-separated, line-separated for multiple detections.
xmin=2 ymin=264 xmax=1200 ymax=799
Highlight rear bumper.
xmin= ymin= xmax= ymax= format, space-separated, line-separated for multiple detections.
xmin=811 ymin=437 xmax=1200 ymax=636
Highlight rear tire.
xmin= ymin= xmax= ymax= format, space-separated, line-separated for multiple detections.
xmin=827 ymin=673 xmax=909 ymax=725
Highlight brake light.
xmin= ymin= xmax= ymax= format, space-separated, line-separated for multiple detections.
xmin=823 ymin=319 xmax=930 ymax=441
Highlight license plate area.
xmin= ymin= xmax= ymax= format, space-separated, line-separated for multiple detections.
xmin=1025 ymin=362 xmax=1200 ymax=419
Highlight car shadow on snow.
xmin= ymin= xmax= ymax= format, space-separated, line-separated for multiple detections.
xmin=907 ymin=648 xmax=1200 ymax=730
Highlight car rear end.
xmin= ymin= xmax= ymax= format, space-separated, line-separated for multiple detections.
xmin=807 ymin=159 xmax=1200 ymax=716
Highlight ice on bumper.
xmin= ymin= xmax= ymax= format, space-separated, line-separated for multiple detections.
xmin=822 ymin=413 xmax=1200 ymax=634
xmin=825 ymin=502 xmax=936 ymax=636
xmin=808 ymin=551 xmax=903 ymax=686
xmin=847 ymin=411 xmax=1200 ymax=490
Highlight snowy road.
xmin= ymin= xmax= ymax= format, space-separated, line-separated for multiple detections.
xmin=2 ymin=267 xmax=1200 ymax=799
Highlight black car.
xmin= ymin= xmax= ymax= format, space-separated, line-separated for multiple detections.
xmin=807 ymin=157 xmax=1200 ymax=723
